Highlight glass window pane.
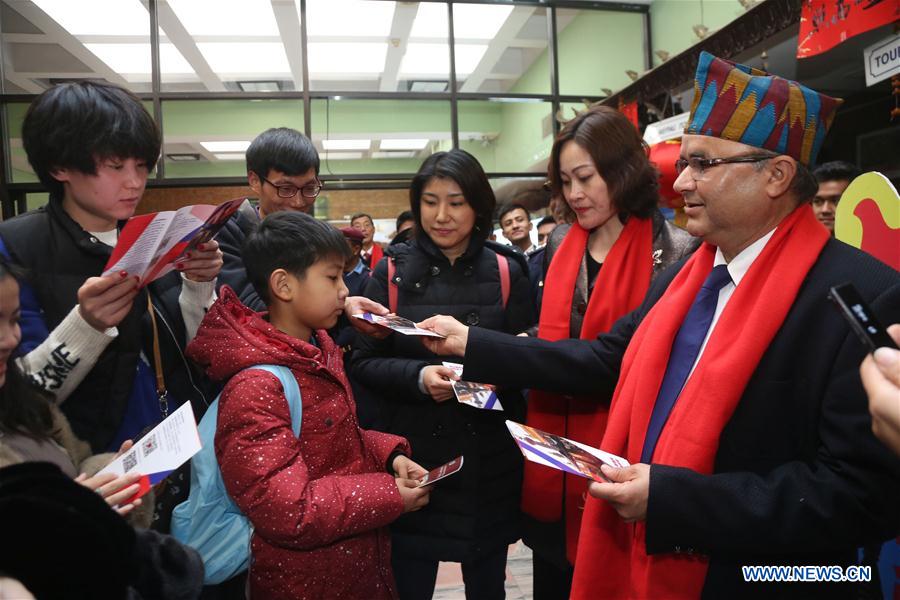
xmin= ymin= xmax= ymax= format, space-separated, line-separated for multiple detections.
xmin=458 ymin=99 xmax=553 ymax=173
xmin=161 ymin=99 xmax=304 ymax=178
xmin=1 ymin=0 xmax=153 ymax=93
xmin=5 ymin=102 xmax=37 ymax=184
xmin=650 ymin=1 xmax=745 ymax=68
xmin=556 ymin=9 xmax=646 ymax=97
xmin=306 ymin=1 xmax=450 ymax=93
xmin=453 ymin=4 xmax=549 ymax=94
xmin=157 ymin=0 xmax=302 ymax=92
xmin=310 ymin=98 xmax=450 ymax=175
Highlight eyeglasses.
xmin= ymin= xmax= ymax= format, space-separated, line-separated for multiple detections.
xmin=675 ymin=155 xmax=774 ymax=180
xmin=258 ymin=174 xmax=323 ymax=199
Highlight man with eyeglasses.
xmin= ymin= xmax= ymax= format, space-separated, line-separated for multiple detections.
xmin=216 ymin=128 xmax=393 ymax=335
xmin=416 ymin=52 xmax=900 ymax=599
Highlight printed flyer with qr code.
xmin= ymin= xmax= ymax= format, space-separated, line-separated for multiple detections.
xmin=98 ymin=402 xmax=201 ymax=502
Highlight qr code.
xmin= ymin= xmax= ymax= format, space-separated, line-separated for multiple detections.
xmin=142 ymin=434 xmax=158 ymax=457
xmin=122 ymin=450 xmax=137 ymax=473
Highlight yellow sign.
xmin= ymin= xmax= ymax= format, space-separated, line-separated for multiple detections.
xmin=835 ymin=172 xmax=899 ymax=271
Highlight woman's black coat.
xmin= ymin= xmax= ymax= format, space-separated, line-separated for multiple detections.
xmin=352 ymin=233 xmax=535 ymax=562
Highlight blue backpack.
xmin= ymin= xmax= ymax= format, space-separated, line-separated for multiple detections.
xmin=171 ymin=365 xmax=302 ymax=585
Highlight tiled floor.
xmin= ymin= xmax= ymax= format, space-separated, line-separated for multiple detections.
xmin=432 ymin=542 xmax=533 ymax=600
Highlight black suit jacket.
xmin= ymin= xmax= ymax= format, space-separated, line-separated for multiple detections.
xmin=464 ymin=238 xmax=900 ymax=598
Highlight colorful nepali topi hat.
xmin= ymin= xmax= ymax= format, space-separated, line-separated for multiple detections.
xmin=685 ymin=51 xmax=842 ymax=165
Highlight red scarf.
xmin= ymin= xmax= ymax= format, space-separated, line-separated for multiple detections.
xmin=524 ymin=216 xmax=654 ymax=562
xmin=366 ymin=244 xmax=384 ymax=271
xmin=571 ymin=206 xmax=829 ymax=599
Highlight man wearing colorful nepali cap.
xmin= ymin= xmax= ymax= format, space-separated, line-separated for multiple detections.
xmin=415 ymin=51 xmax=900 ymax=598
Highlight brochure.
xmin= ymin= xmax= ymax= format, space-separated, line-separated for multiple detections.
xmin=102 ymin=197 xmax=244 ymax=285
xmin=353 ymin=312 xmax=446 ymax=338
xmin=417 ymin=456 xmax=464 ymax=488
xmin=505 ymin=420 xmax=629 ymax=483
xmin=442 ymin=362 xmax=503 ymax=411
xmin=97 ymin=401 xmax=202 ymax=504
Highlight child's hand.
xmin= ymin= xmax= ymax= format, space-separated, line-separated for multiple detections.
xmin=395 ymin=478 xmax=430 ymax=513
xmin=422 ymin=365 xmax=458 ymax=402
xmin=74 ymin=471 xmax=143 ymax=516
xmin=77 ymin=272 xmax=140 ymax=331
xmin=392 ymin=455 xmax=428 ymax=481
xmin=176 ymin=240 xmax=223 ymax=282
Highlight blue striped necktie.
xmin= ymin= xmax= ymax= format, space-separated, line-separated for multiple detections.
xmin=640 ymin=264 xmax=733 ymax=463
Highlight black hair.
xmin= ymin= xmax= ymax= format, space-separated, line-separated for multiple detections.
xmin=242 ymin=212 xmax=351 ymax=305
xmin=395 ymin=210 xmax=414 ymax=232
xmin=246 ymin=127 xmax=320 ymax=179
xmin=813 ymin=161 xmax=861 ymax=184
xmin=22 ymin=81 xmax=160 ymax=199
xmin=497 ymin=202 xmax=530 ymax=225
xmin=0 ymin=259 xmax=55 ymax=440
xmin=409 ymin=150 xmax=496 ymax=244
xmin=536 ymin=216 xmax=557 ymax=229
xmin=350 ymin=213 xmax=374 ymax=226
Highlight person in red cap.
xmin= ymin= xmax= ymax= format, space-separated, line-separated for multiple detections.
xmin=416 ymin=51 xmax=900 ymax=599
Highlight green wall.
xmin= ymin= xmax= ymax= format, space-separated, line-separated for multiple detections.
xmin=649 ymin=0 xmax=745 ymax=67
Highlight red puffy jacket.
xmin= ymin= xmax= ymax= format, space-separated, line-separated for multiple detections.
xmin=188 ymin=287 xmax=408 ymax=599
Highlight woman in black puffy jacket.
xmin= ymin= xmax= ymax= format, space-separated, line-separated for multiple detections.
xmin=352 ymin=149 xmax=535 ymax=600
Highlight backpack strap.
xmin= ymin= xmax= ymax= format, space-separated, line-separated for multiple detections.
xmin=495 ymin=253 xmax=510 ymax=309
xmin=246 ymin=365 xmax=302 ymax=436
xmin=387 ymin=257 xmax=398 ymax=314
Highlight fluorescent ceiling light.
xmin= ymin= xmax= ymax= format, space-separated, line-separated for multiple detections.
xmin=306 ymin=0 xmax=394 ymax=37
xmin=453 ymin=5 xmax=514 ymax=39
xmin=322 ymin=139 xmax=371 ymax=151
xmin=409 ymin=2 xmax=448 ymax=39
xmin=307 ymin=43 xmax=388 ymax=74
xmin=372 ymin=152 xmax=417 ymax=159
xmin=33 ymin=0 xmax=150 ymax=36
xmin=166 ymin=0 xmax=279 ymax=36
xmin=213 ymin=153 xmax=247 ymax=161
xmin=409 ymin=80 xmax=448 ymax=92
xmin=380 ymin=139 xmax=429 ymax=151
xmin=237 ymin=81 xmax=281 ymax=92
xmin=322 ymin=152 xmax=364 ymax=160
xmin=84 ymin=43 xmax=193 ymax=76
xmin=400 ymin=43 xmax=487 ymax=77
xmin=200 ymin=140 xmax=252 ymax=152
xmin=167 ymin=153 xmax=200 ymax=162
xmin=196 ymin=43 xmax=290 ymax=75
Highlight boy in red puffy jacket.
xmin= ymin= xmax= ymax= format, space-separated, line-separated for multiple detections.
xmin=187 ymin=212 xmax=430 ymax=599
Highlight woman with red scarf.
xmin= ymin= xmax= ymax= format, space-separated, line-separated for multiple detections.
xmin=526 ymin=105 xmax=696 ymax=598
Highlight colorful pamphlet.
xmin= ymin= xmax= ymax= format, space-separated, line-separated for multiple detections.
xmin=442 ymin=362 xmax=503 ymax=411
xmin=417 ymin=456 xmax=464 ymax=488
xmin=103 ymin=197 xmax=244 ymax=285
xmin=97 ymin=401 xmax=202 ymax=504
xmin=353 ymin=312 xmax=446 ymax=338
xmin=505 ymin=420 xmax=629 ymax=483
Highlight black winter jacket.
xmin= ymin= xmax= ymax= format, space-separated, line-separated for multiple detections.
xmin=214 ymin=199 xmax=265 ymax=311
xmin=352 ymin=233 xmax=536 ymax=561
xmin=0 ymin=199 xmax=210 ymax=451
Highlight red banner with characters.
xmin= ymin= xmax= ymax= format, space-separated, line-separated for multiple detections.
xmin=798 ymin=0 xmax=898 ymax=59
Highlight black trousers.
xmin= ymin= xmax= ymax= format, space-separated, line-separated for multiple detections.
xmin=531 ymin=550 xmax=573 ymax=600
xmin=392 ymin=548 xmax=508 ymax=600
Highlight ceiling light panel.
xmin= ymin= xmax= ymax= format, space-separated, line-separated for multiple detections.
xmin=400 ymin=43 xmax=487 ymax=77
xmin=322 ymin=152 xmax=365 ymax=160
xmin=408 ymin=2 xmax=448 ymax=39
xmin=200 ymin=140 xmax=252 ymax=152
xmin=307 ymin=43 xmax=388 ymax=75
xmin=306 ymin=0 xmax=395 ymax=37
xmin=213 ymin=153 xmax=247 ymax=161
xmin=33 ymin=0 xmax=150 ymax=36
xmin=165 ymin=0 xmax=280 ymax=36
xmin=84 ymin=43 xmax=193 ymax=77
xmin=380 ymin=139 xmax=429 ymax=150
xmin=453 ymin=5 xmax=514 ymax=40
xmin=322 ymin=139 xmax=371 ymax=151
xmin=372 ymin=152 xmax=417 ymax=159
xmin=197 ymin=43 xmax=290 ymax=75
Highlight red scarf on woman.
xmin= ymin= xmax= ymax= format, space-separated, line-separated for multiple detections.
xmin=570 ymin=206 xmax=828 ymax=599
xmin=524 ymin=216 xmax=654 ymax=562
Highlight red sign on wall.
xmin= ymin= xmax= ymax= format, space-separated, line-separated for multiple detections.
xmin=797 ymin=0 xmax=898 ymax=59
